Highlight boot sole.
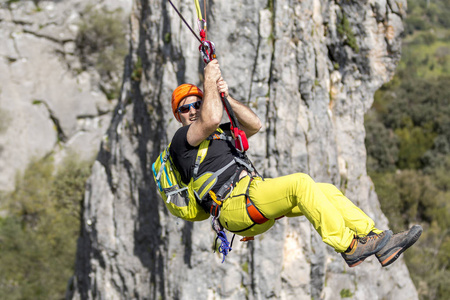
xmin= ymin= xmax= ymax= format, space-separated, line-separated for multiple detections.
xmin=379 ymin=226 xmax=423 ymax=267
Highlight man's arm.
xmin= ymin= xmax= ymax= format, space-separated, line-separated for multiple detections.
xmin=217 ymin=78 xmax=262 ymax=138
xmin=186 ymin=60 xmax=223 ymax=146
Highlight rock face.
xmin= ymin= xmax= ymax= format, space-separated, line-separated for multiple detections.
xmin=0 ymin=0 xmax=129 ymax=192
xmin=69 ymin=0 xmax=418 ymax=299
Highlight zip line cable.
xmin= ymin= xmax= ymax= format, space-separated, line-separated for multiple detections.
xmin=167 ymin=0 xmax=202 ymax=44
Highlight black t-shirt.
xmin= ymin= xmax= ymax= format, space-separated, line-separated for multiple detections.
xmin=169 ymin=123 xmax=240 ymax=191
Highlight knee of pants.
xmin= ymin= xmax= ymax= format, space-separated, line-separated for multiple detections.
xmin=291 ymin=173 xmax=316 ymax=196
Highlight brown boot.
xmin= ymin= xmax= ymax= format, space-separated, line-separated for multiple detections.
xmin=341 ymin=230 xmax=392 ymax=267
xmin=376 ymin=225 xmax=423 ymax=267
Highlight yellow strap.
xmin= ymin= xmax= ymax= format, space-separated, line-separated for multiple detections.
xmin=197 ymin=140 xmax=209 ymax=165
xmin=194 ymin=0 xmax=202 ymax=20
xmin=195 ymin=128 xmax=224 ymax=170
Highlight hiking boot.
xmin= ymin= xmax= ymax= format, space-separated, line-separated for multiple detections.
xmin=376 ymin=225 xmax=423 ymax=267
xmin=341 ymin=230 xmax=392 ymax=267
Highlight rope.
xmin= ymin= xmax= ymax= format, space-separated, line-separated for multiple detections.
xmin=216 ymin=230 xmax=232 ymax=263
xmin=211 ymin=216 xmax=232 ymax=263
xmin=194 ymin=0 xmax=202 ymax=20
xmin=203 ymin=0 xmax=207 ymax=40
xmin=167 ymin=0 xmax=202 ymax=43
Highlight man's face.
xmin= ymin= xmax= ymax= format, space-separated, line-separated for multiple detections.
xmin=178 ymin=95 xmax=202 ymax=126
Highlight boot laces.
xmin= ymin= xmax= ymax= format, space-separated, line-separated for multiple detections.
xmin=359 ymin=233 xmax=381 ymax=244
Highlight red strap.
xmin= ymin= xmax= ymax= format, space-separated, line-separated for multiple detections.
xmin=246 ymin=196 xmax=269 ymax=224
xmin=232 ymin=127 xmax=249 ymax=152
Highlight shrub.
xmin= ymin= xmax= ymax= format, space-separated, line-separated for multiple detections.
xmin=0 ymin=155 xmax=92 ymax=299
xmin=336 ymin=13 xmax=359 ymax=53
xmin=75 ymin=5 xmax=128 ymax=100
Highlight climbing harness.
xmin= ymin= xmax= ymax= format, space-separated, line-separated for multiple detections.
xmin=166 ymin=0 xmax=257 ymax=262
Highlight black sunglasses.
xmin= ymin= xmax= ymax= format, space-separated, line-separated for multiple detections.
xmin=178 ymin=100 xmax=202 ymax=113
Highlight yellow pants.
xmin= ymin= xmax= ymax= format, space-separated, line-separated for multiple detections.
xmin=219 ymin=173 xmax=381 ymax=252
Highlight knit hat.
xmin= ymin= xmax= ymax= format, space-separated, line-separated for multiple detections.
xmin=171 ymin=84 xmax=204 ymax=122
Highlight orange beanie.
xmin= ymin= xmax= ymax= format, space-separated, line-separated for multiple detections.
xmin=171 ymin=84 xmax=203 ymax=122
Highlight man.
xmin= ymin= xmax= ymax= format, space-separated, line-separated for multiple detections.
xmin=169 ymin=59 xmax=422 ymax=267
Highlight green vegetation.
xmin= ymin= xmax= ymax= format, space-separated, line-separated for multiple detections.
xmin=365 ymin=1 xmax=450 ymax=299
xmin=336 ymin=14 xmax=359 ymax=53
xmin=131 ymin=56 xmax=143 ymax=82
xmin=75 ymin=5 xmax=128 ymax=100
xmin=340 ymin=288 xmax=354 ymax=298
xmin=241 ymin=261 xmax=249 ymax=274
xmin=164 ymin=32 xmax=172 ymax=44
xmin=0 ymin=156 xmax=92 ymax=299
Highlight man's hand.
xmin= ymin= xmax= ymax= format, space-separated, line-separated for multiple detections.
xmin=217 ymin=77 xmax=229 ymax=97
xmin=186 ymin=59 xmax=223 ymax=147
xmin=204 ymin=59 xmax=221 ymax=83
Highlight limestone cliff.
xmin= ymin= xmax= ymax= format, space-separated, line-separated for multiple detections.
xmin=0 ymin=0 xmax=129 ymax=191
xmin=68 ymin=0 xmax=418 ymax=299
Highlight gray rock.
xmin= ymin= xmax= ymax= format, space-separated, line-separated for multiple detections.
xmin=0 ymin=0 xmax=129 ymax=191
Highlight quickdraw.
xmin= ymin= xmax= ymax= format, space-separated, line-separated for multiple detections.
xmin=195 ymin=0 xmax=215 ymax=64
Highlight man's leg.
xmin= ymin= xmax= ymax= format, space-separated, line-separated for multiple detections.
xmin=316 ymin=183 xmax=383 ymax=235
xmin=249 ymin=173 xmax=392 ymax=267
xmin=249 ymin=173 xmax=355 ymax=252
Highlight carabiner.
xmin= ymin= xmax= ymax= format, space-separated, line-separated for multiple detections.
xmin=199 ymin=40 xmax=216 ymax=64
xmin=197 ymin=19 xmax=207 ymax=38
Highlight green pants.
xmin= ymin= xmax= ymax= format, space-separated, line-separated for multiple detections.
xmin=219 ymin=173 xmax=381 ymax=252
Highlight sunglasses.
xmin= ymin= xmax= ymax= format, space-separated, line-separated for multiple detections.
xmin=177 ymin=100 xmax=202 ymax=113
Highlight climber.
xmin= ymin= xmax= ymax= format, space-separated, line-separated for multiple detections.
xmin=168 ymin=59 xmax=422 ymax=267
